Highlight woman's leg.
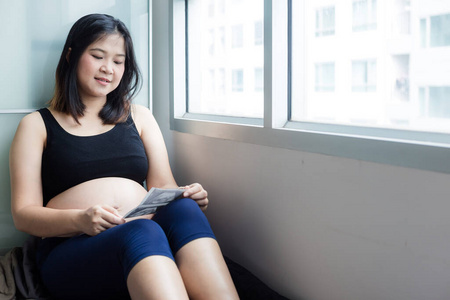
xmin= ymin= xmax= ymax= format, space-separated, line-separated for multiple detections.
xmin=127 ymin=255 xmax=188 ymax=300
xmin=36 ymin=219 xmax=187 ymax=300
xmin=153 ymin=198 xmax=239 ymax=300
xmin=176 ymin=238 xmax=239 ymax=300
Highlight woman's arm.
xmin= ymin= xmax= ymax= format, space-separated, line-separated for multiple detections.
xmin=133 ymin=105 xmax=209 ymax=210
xmin=133 ymin=105 xmax=179 ymax=189
xmin=9 ymin=112 xmax=124 ymax=237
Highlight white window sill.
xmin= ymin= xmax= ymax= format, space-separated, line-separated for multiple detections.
xmin=172 ymin=115 xmax=450 ymax=175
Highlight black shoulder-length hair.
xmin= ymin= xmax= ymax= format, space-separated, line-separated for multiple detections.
xmin=49 ymin=14 xmax=142 ymax=124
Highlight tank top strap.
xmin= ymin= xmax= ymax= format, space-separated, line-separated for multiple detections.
xmin=37 ymin=108 xmax=61 ymax=141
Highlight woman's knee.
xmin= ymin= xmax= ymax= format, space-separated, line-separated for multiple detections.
xmin=153 ymin=198 xmax=216 ymax=253
xmin=163 ymin=197 xmax=203 ymax=219
xmin=116 ymin=220 xmax=174 ymax=275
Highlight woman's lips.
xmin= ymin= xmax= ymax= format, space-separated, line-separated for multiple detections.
xmin=95 ymin=77 xmax=111 ymax=85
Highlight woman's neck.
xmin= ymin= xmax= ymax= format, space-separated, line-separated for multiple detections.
xmin=81 ymin=96 xmax=107 ymax=119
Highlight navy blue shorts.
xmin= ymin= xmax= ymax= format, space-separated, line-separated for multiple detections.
xmin=36 ymin=198 xmax=216 ymax=300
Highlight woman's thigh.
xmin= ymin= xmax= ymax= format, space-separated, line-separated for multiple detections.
xmin=37 ymin=219 xmax=173 ymax=300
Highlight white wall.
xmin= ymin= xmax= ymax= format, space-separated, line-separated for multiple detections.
xmin=153 ymin=1 xmax=450 ymax=300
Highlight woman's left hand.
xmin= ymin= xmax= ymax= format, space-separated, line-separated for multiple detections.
xmin=181 ymin=183 xmax=209 ymax=211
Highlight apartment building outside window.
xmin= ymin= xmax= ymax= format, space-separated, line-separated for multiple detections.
xmin=232 ymin=69 xmax=244 ymax=92
xmin=430 ymin=13 xmax=450 ymax=47
xmin=255 ymin=68 xmax=263 ymax=92
xmin=174 ymin=0 xmax=450 ymax=174
xmin=421 ymin=13 xmax=450 ymax=48
xmin=419 ymin=86 xmax=450 ymax=119
xmin=316 ymin=6 xmax=335 ymax=37
xmin=352 ymin=60 xmax=377 ymax=92
xmin=352 ymin=0 xmax=377 ymax=31
xmin=315 ymin=63 xmax=335 ymax=92
xmin=185 ymin=0 xmax=263 ymax=118
xmin=255 ymin=20 xmax=263 ymax=45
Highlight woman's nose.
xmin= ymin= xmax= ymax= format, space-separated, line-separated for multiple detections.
xmin=100 ymin=63 xmax=113 ymax=74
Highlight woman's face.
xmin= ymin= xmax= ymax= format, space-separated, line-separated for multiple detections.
xmin=76 ymin=33 xmax=126 ymax=102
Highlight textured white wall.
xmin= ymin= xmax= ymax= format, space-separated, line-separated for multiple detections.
xmin=153 ymin=1 xmax=450 ymax=300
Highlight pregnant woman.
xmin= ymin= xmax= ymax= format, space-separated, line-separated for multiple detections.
xmin=9 ymin=13 xmax=238 ymax=300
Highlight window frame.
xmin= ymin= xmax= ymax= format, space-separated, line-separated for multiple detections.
xmin=169 ymin=0 xmax=450 ymax=175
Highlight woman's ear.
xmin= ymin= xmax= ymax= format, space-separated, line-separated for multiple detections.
xmin=66 ymin=47 xmax=72 ymax=62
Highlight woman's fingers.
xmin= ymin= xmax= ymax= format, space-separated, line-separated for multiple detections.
xmin=181 ymin=183 xmax=209 ymax=210
xmin=82 ymin=205 xmax=126 ymax=236
xmin=101 ymin=204 xmax=126 ymax=224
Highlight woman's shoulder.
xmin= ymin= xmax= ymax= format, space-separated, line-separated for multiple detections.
xmin=19 ymin=110 xmax=46 ymax=131
xmin=131 ymin=104 xmax=152 ymax=117
xmin=12 ymin=110 xmax=47 ymax=150
xmin=130 ymin=104 xmax=156 ymax=134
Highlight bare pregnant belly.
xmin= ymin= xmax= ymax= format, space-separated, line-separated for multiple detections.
xmin=46 ymin=177 xmax=148 ymax=217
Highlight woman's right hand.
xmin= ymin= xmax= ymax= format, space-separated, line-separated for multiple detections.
xmin=78 ymin=205 xmax=126 ymax=236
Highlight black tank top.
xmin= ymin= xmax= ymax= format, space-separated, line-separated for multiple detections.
xmin=38 ymin=108 xmax=148 ymax=206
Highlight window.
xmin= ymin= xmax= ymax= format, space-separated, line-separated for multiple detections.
xmin=420 ymin=13 xmax=450 ymax=48
xmin=171 ymin=0 xmax=450 ymax=174
xmin=430 ymin=14 xmax=450 ymax=47
xmin=352 ymin=0 xmax=377 ymax=31
xmin=255 ymin=68 xmax=263 ymax=92
xmin=232 ymin=69 xmax=244 ymax=92
xmin=315 ymin=63 xmax=335 ymax=92
xmin=185 ymin=0 xmax=264 ymax=118
xmin=255 ymin=20 xmax=263 ymax=45
xmin=391 ymin=0 xmax=410 ymax=36
xmin=419 ymin=86 xmax=450 ymax=119
xmin=352 ymin=60 xmax=376 ymax=92
xmin=420 ymin=18 xmax=427 ymax=47
xmin=316 ymin=6 xmax=335 ymax=37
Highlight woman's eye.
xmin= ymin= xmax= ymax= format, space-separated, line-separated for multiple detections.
xmin=114 ymin=61 xmax=124 ymax=65
xmin=92 ymin=55 xmax=102 ymax=59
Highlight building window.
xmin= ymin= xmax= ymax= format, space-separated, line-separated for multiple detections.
xmin=430 ymin=13 xmax=450 ymax=47
xmin=420 ymin=13 xmax=450 ymax=48
xmin=352 ymin=60 xmax=376 ymax=92
xmin=255 ymin=68 xmax=263 ymax=92
xmin=391 ymin=0 xmax=411 ymax=36
xmin=255 ymin=20 xmax=263 ymax=45
xmin=218 ymin=68 xmax=226 ymax=95
xmin=316 ymin=6 xmax=335 ymax=37
xmin=315 ymin=63 xmax=335 ymax=92
xmin=352 ymin=0 xmax=377 ymax=31
xmin=420 ymin=86 xmax=450 ymax=119
xmin=420 ymin=18 xmax=427 ymax=47
xmin=232 ymin=69 xmax=244 ymax=92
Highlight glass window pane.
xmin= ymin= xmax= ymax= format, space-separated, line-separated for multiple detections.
xmin=0 ymin=0 xmax=149 ymax=110
xmin=291 ymin=0 xmax=450 ymax=133
xmin=430 ymin=13 xmax=450 ymax=47
xmin=316 ymin=6 xmax=335 ymax=37
xmin=315 ymin=63 xmax=335 ymax=92
xmin=187 ymin=0 xmax=264 ymax=118
xmin=420 ymin=18 xmax=427 ymax=47
xmin=429 ymin=87 xmax=450 ymax=118
xmin=353 ymin=0 xmax=377 ymax=31
xmin=255 ymin=20 xmax=263 ymax=45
